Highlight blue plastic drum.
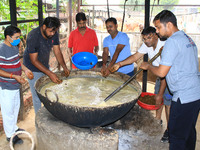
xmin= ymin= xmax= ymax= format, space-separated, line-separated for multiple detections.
xmin=71 ymin=52 xmax=98 ymax=70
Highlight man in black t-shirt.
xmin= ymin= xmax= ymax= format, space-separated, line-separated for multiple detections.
xmin=23 ymin=17 xmax=70 ymax=114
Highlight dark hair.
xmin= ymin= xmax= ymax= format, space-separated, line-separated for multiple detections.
xmin=4 ymin=25 xmax=21 ymax=39
xmin=76 ymin=12 xmax=86 ymax=22
xmin=153 ymin=10 xmax=177 ymax=27
xmin=105 ymin=17 xmax=117 ymax=25
xmin=43 ymin=17 xmax=61 ymax=30
xmin=141 ymin=26 xmax=156 ymax=35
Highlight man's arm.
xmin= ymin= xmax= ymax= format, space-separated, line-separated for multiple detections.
xmin=0 ymin=69 xmax=25 ymax=84
xmin=120 ymin=52 xmax=144 ymax=66
xmin=29 ymin=53 xmax=62 ymax=83
xmin=21 ymin=64 xmax=34 ymax=80
xmin=158 ymin=78 xmax=167 ymax=95
xmin=53 ymin=45 xmax=68 ymax=70
xmin=29 ymin=53 xmax=51 ymax=75
xmin=101 ymin=47 xmax=109 ymax=77
xmin=155 ymin=78 xmax=167 ymax=105
xmin=107 ymin=44 xmax=124 ymax=69
xmin=53 ymin=45 xmax=70 ymax=76
xmin=101 ymin=44 xmax=124 ymax=77
xmin=110 ymin=52 xmax=144 ymax=73
xmin=140 ymin=63 xmax=171 ymax=78
xmin=102 ymin=47 xmax=109 ymax=66
xmin=0 ymin=69 xmax=12 ymax=78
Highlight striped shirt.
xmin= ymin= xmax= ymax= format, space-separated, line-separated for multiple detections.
xmin=0 ymin=43 xmax=22 ymax=90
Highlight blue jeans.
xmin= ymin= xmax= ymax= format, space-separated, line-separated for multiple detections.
xmin=169 ymin=98 xmax=200 ymax=150
xmin=28 ymin=72 xmax=45 ymax=114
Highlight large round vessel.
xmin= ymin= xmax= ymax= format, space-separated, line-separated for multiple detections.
xmin=35 ymin=69 xmax=142 ymax=127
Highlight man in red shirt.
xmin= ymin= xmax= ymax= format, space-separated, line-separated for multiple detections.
xmin=68 ymin=12 xmax=99 ymax=69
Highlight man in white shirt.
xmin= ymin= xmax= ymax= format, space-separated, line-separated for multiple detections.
xmin=110 ymin=26 xmax=172 ymax=143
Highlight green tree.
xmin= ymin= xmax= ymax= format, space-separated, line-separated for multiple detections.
xmin=0 ymin=0 xmax=10 ymax=41
xmin=17 ymin=0 xmax=39 ymax=38
xmin=0 ymin=0 xmax=10 ymax=21
xmin=0 ymin=0 xmax=40 ymax=41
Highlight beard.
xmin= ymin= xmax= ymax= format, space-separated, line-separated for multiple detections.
xmin=159 ymin=36 xmax=168 ymax=41
xmin=79 ymin=26 xmax=86 ymax=30
xmin=43 ymin=29 xmax=53 ymax=39
xmin=157 ymin=33 xmax=168 ymax=40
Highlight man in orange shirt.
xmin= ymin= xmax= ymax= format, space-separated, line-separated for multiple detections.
xmin=68 ymin=12 xmax=99 ymax=69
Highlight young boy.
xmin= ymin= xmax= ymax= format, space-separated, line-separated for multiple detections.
xmin=0 ymin=25 xmax=33 ymax=145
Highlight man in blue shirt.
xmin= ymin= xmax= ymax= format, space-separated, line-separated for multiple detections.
xmin=101 ymin=17 xmax=134 ymax=77
xmin=140 ymin=10 xmax=200 ymax=150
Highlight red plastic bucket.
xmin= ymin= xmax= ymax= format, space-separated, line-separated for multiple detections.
xmin=137 ymin=92 xmax=163 ymax=110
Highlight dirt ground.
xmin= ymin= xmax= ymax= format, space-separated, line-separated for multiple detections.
xmin=0 ymin=82 xmax=199 ymax=150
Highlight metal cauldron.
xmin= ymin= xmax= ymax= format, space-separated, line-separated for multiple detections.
xmin=35 ymin=69 xmax=142 ymax=127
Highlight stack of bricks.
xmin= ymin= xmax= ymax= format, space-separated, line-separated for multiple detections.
xmin=23 ymin=90 xmax=33 ymax=113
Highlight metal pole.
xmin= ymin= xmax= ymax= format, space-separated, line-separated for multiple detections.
xmin=38 ymin=0 xmax=43 ymax=25
xmin=56 ymin=0 xmax=61 ymax=71
xmin=56 ymin=0 xmax=59 ymax=18
xmin=121 ymin=0 xmax=128 ymax=32
xmin=88 ymin=10 xmax=91 ymax=26
xmin=142 ymin=0 xmax=150 ymax=92
xmin=107 ymin=0 xmax=110 ymax=18
xmin=69 ymin=0 xmax=72 ymax=33
xmin=92 ymin=6 xmax=94 ymax=29
xmin=69 ymin=0 xmax=72 ymax=70
xmin=9 ymin=0 xmax=17 ymax=26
